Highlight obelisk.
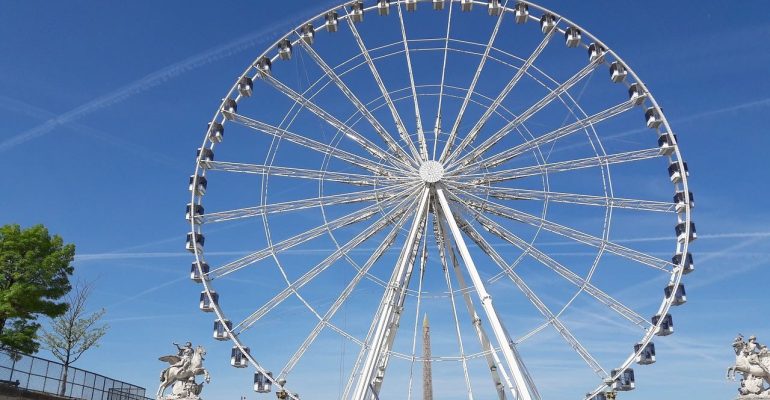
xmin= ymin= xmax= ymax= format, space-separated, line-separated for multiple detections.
xmin=423 ymin=313 xmax=433 ymax=400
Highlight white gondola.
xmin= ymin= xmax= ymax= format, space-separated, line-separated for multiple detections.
xmin=199 ymin=290 xmax=218 ymax=312
xmin=230 ymin=346 xmax=250 ymax=368
xmin=278 ymin=39 xmax=293 ymax=60
xmin=325 ymin=11 xmax=339 ymax=32
xmin=257 ymin=56 xmax=272 ymax=75
xmin=378 ymin=0 xmax=390 ymax=16
xmin=186 ymin=233 xmax=204 ymax=253
xmin=674 ymin=191 xmax=694 ymax=213
xmin=609 ymin=61 xmax=627 ymax=83
xmin=300 ymin=23 xmax=315 ymax=45
xmin=611 ymin=368 xmax=635 ymax=391
xmin=590 ymin=392 xmax=609 ymax=400
xmin=565 ymin=27 xmax=581 ymax=47
xmin=350 ymin=1 xmax=364 ymax=22
xmin=514 ymin=2 xmax=529 ymax=23
xmin=668 ymin=161 xmax=689 ymax=183
xmin=461 ymin=0 xmax=473 ymax=12
xmin=665 ymin=283 xmax=687 ymax=306
xmin=189 ymin=175 xmax=207 ymax=196
xmin=675 ymin=221 xmax=697 ymax=243
xmin=627 ymin=83 xmax=645 ymax=105
xmin=540 ymin=13 xmax=556 ymax=33
xmin=488 ymin=0 xmax=502 ymax=16
xmin=207 ymin=121 xmax=224 ymax=143
xmin=634 ymin=342 xmax=656 ymax=365
xmin=645 ymin=107 xmax=662 ymax=128
xmin=588 ymin=42 xmax=605 ymax=63
xmin=237 ymin=77 xmax=253 ymax=97
xmin=657 ymin=131 xmax=677 ymax=155
xmin=673 ymin=252 xmax=695 ymax=274
xmin=254 ymin=371 xmax=273 ymax=393
xmin=406 ymin=0 xmax=417 ymax=12
xmin=652 ymin=313 xmax=674 ymax=336
xmin=213 ymin=319 xmax=232 ymax=340
xmin=186 ymin=203 xmax=204 ymax=223
xmin=433 ymin=0 xmax=444 ymax=10
xmin=190 ymin=262 xmax=209 ymax=283
xmin=221 ymin=99 xmax=237 ymax=120
xmin=197 ymin=148 xmax=213 ymax=167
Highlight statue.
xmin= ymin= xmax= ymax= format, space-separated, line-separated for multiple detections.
xmin=157 ymin=342 xmax=211 ymax=400
xmin=727 ymin=334 xmax=770 ymax=398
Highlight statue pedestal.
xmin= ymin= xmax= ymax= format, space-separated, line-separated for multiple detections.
xmin=737 ymin=396 xmax=770 ymax=400
xmin=161 ymin=397 xmax=202 ymax=400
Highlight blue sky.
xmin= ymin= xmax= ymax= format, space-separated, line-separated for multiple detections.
xmin=2 ymin=1 xmax=770 ymax=399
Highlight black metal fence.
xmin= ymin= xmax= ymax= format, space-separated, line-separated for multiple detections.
xmin=0 ymin=350 xmax=153 ymax=400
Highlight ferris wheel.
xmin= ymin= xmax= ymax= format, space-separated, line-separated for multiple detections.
xmin=186 ymin=1 xmax=694 ymax=399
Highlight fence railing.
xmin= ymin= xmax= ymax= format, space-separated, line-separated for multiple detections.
xmin=0 ymin=349 xmax=153 ymax=400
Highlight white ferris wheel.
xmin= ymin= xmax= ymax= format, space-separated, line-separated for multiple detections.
xmin=186 ymin=1 xmax=695 ymax=399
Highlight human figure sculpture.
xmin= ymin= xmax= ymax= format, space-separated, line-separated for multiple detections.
xmin=172 ymin=342 xmax=194 ymax=371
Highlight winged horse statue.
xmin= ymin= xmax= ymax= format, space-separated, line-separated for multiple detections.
xmin=157 ymin=343 xmax=211 ymax=399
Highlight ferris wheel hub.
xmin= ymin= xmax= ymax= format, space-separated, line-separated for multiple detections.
xmin=419 ymin=160 xmax=445 ymax=183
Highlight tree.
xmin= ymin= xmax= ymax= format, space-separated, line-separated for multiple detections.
xmin=0 ymin=224 xmax=75 ymax=355
xmin=41 ymin=282 xmax=108 ymax=396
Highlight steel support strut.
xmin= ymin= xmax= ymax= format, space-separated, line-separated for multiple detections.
xmin=434 ymin=187 xmax=534 ymax=400
xmin=351 ymin=188 xmax=431 ymax=400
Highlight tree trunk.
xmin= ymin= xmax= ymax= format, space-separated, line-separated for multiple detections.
xmin=59 ymin=366 xmax=69 ymax=396
xmin=59 ymin=353 xmax=71 ymax=397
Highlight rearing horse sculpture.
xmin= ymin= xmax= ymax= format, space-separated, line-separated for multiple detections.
xmin=157 ymin=345 xmax=211 ymax=399
xmin=727 ymin=340 xmax=770 ymax=388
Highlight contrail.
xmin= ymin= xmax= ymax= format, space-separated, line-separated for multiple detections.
xmin=73 ymin=231 xmax=770 ymax=262
xmin=601 ymin=96 xmax=770 ymax=142
xmin=0 ymin=0 xmax=338 ymax=153
xmin=0 ymin=95 xmax=183 ymax=170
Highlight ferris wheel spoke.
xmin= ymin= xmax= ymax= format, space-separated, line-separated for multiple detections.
xmin=258 ymin=72 xmax=412 ymax=171
xmin=396 ymin=2 xmax=428 ymax=161
xmin=208 ymin=190 xmax=418 ymax=279
xmin=201 ymin=184 xmax=412 ymax=224
xmin=444 ymin=19 xmax=559 ymax=167
xmin=455 ymin=200 xmax=654 ymax=328
xmin=346 ymin=14 xmax=423 ymax=162
xmin=456 ymin=216 xmax=609 ymax=378
xmin=234 ymin=192 xmax=417 ymax=334
xmin=447 ymin=56 xmax=603 ymax=168
xmin=279 ymin=206 xmax=413 ymax=379
xmin=433 ymin=0 xmax=454 ymax=160
xmin=294 ymin=36 xmax=417 ymax=169
xmin=451 ymin=147 xmax=664 ymax=185
xmin=352 ymin=188 xmax=430 ymax=400
xmin=206 ymin=161 xmax=408 ymax=186
xmin=453 ymin=97 xmax=644 ymax=172
xmin=234 ymin=200 xmax=414 ymax=346
xmin=439 ymin=0 xmax=509 ymax=163
xmin=454 ymin=185 xmax=676 ymax=213
xmin=450 ymin=190 xmax=672 ymax=273
xmin=228 ymin=112 xmax=398 ymax=176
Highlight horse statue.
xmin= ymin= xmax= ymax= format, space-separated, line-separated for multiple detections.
xmin=727 ymin=335 xmax=770 ymax=396
xmin=157 ymin=344 xmax=211 ymax=399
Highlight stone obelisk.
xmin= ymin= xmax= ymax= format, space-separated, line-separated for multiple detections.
xmin=423 ymin=313 xmax=433 ymax=400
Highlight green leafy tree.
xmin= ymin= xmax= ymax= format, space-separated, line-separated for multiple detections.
xmin=0 ymin=224 xmax=75 ymax=355
xmin=41 ymin=282 xmax=108 ymax=396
